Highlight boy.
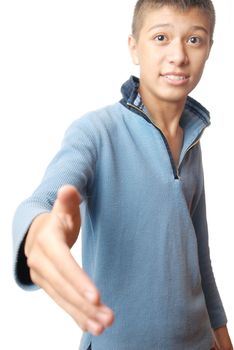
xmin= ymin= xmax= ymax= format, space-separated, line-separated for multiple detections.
xmin=13 ymin=0 xmax=233 ymax=349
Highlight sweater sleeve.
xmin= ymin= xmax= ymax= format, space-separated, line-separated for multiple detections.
xmin=192 ymin=181 xmax=228 ymax=329
xmin=12 ymin=115 xmax=99 ymax=290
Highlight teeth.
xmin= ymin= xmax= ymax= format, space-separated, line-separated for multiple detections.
xmin=165 ymin=75 xmax=186 ymax=81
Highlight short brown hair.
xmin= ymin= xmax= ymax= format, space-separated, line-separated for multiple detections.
xmin=132 ymin=0 xmax=215 ymax=41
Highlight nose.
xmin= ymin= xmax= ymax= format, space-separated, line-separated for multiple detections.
xmin=167 ymin=39 xmax=188 ymax=66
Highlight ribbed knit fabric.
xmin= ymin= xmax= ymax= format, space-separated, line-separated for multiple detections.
xmin=12 ymin=76 xmax=227 ymax=350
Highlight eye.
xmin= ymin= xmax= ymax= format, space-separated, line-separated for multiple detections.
xmin=154 ymin=34 xmax=167 ymax=42
xmin=188 ymin=36 xmax=201 ymax=45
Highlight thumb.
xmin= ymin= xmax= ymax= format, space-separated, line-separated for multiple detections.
xmin=52 ymin=185 xmax=81 ymax=246
xmin=53 ymin=184 xmax=81 ymax=215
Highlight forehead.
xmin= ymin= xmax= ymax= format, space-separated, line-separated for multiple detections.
xmin=140 ymin=6 xmax=211 ymax=35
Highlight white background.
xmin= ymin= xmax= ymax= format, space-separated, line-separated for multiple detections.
xmin=0 ymin=0 xmax=233 ymax=349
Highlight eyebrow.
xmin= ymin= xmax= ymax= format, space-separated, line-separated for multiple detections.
xmin=147 ymin=23 xmax=209 ymax=35
xmin=147 ymin=23 xmax=173 ymax=32
xmin=190 ymin=25 xmax=209 ymax=35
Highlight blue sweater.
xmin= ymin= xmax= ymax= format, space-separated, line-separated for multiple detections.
xmin=13 ymin=76 xmax=227 ymax=350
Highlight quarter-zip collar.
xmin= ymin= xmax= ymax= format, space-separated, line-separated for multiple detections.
xmin=120 ymin=75 xmax=210 ymax=127
xmin=120 ymin=76 xmax=211 ymax=179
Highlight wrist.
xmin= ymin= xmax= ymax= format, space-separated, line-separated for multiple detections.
xmin=213 ymin=325 xmax=233 ymax=350
xmin=24 ymin=212 xmax=51 ymax=257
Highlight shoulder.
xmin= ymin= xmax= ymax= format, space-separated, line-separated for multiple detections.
xmin=185 ymin=96 xmax=210 ymax=126
xmin=60 ymin=102 xmax=129 ymax=149
xmin=64 ymin=102 xmax=130 ymax=140
xmin=73 ymin=102 xmax=126 ymax=127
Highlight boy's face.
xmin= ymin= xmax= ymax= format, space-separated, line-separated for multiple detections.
xmin=129 ymin=6 xmax=212 ymax=105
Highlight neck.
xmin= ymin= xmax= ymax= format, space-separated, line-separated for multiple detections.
xmin=139 ymin=86 xmax=186 ymax=137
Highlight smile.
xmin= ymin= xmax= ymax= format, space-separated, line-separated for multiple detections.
xmin=161 ymin=73 xmax=190 ymax=86
xmin=164 ymin=75 xmax=187 ymax=81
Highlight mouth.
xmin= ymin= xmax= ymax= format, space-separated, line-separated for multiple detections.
xmin=161 ymin=72 xmax=190 ymax=85
xmin=164 ymin=75 xmax=188 ymax=81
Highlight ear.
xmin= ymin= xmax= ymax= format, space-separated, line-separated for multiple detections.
xmin=128 ymin=35 xmax=140 ymax=65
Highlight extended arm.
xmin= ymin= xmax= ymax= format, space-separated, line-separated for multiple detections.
xmin=12 ymin=116 xmax=114 ymax=335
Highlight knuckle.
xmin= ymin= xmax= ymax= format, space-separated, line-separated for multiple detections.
xmin=79 ymin=301 xmax=96 ymax=319
xmin=71 ymin=312 xmax=88 ymax=332
xmin=79 ymin=301 xmax=89 ymax=315
xmin=27 ymin=254 xmax=37 ymax=269
xmin=79 ymin=321 xmax=88 ymax=332
xmin=35 ymin=231 xmax=47 ymax=249
xmin=29 ymin=269 xmax=38 ymax=285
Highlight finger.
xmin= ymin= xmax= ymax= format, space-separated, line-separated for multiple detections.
xmin=40 ymin=240 xmax=101 ymax=305
xmin=28 ymin=249 xmax=114 ymax=327
xmin=31 ymin=270 xmax=106 ymax=336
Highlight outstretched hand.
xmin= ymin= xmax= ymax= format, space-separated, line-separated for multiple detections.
xmin=25 ymin=185 xmax=114 ymax=336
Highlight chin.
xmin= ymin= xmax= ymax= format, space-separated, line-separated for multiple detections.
xmin=157 ymin=81 xmax=196 ymax=102
xmin=157 ymin=92 xmax=188 ymax=104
